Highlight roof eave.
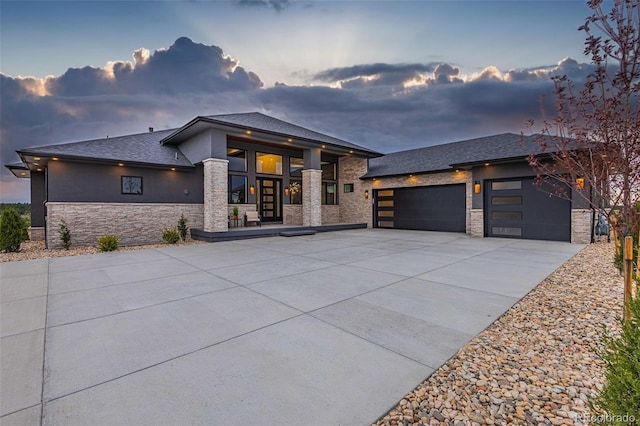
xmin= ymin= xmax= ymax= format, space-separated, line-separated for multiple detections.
xmin=161 ymin=116 xmax=382 ymax=158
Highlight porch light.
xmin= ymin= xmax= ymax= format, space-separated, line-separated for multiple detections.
xmin=364 ymin=190 xmax=369 ymax=199
xmin=284 ymin=188 xmax=289 ymax=197
xmin=576 ymin=177 xmax=585 ymax=190
xmin=249 ymin=185 xmax=255 ymax=195
xmin=474 ymin=181 xmax=481 ymax=194
xmin=321 ymin=145 xmax=326 ymax=149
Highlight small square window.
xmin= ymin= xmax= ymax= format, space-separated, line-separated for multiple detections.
xmin=344 ymin=183 xmax=354 ymax=193
xmin=122 ymin=176 xmax=143 ymax=194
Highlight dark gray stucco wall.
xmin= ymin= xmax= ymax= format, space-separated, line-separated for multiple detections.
xmin=47 ymin=160 xmax=204 ymax=203
xmin=179 ymin=129 xmax=227 ymax=164
xmin=30 ymin=171 xmax=46 ymax=227
xmin=472 ymin=161 xmax=587 ymax=209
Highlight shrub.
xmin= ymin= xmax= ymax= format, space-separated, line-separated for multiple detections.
xmin=98 ymin=235 xmax=118 ymax=252
xmin=0 ymin=208 xmax=27 ymax=253
xmin=58 ymin=219 xmax=71 ymax=250
xmin=591 ymin=278 xmax=640 ymax=425
xmin=232 ymin=206 xmax=239 ymax=217
xmin=162 ymin=227 xmax=180 ymax=244
xmin=614 ymin=233 xmax=638 ymax=275
xmin=177 ymin=214 xmax=188 ymax=242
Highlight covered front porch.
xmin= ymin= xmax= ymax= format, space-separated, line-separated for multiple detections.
xmin=190 ymin=222 xmax=367 ymax=242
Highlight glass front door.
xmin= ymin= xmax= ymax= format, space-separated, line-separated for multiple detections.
xmin=257 ymin=178 xmax=282 ymax=222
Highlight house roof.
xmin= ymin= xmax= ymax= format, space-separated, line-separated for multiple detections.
xmin=17 ymin=129 xmax=194 ymax=168
xmin=161 ymin=112 xmax=382 ymax=157
xmin=363 ymin=133 xmax=548 ymax=178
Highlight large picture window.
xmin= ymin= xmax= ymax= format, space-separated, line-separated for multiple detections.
xmin=256 ymin=152 xmax=283 ymax=175
xmin=227 ymin=148 xmax=247 ymax=172
xmin=321 ymin=161 xmax=336 ymax=180
xmin=290 ymin=157 xmax=304 ymax=177
xmin=121 ymin=176 xmax=143 ymax=195
xmin=229 ymin=175 xmax=247 ymax=204
xmin=289 ymin=180 xmax=302 ymax=204
xmin=322 ymin=183 xmax=336 ymax=205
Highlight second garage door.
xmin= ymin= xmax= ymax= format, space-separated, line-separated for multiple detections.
xmin=374 ymin=184 xmax=466 ymax=232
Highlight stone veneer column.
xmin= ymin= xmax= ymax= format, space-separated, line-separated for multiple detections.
xmin=203 ymin=158 xmax=229 ymax=232
xmin=302 ymin=169 xmax=322 ymax=226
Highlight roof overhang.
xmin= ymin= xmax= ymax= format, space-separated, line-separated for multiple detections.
xmin=5 ymin=163 xmax=30 ymax=178
xmin=160 ymin=116 xmax=382 ymax=158
xmin=15 ymin=150 xmax=196 ymax=172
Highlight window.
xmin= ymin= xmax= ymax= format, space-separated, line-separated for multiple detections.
xmin=289 ymin=180 xmax=302 ymax=204
xmin=492 ymin=211 xmax=522 ymax=220
xmin=492 ymin=196 xmax=522 ymax=205
xmin=256 ymin=152 xmax=283 ymax=175
xmin=290 ymin=157 xmax=304 ymax=178
xmin=344 ymin=183 xmax=354 ymax=193
xmin=321 ymin=161 xmax=336 ymax=180
xmin=121 ymin=176 xmax=142 ymax=194
xmin=227 ymin=148 xmax=246 ymax=172
xmin=322 ymin=183 xmax=336 ymax=205
xmin=229 ymin=175 xmax=247 ymax=204
xmin=492 ymin=226 xmax=522 ymax=236
xmin=491 ymin=180 xmax=522 ymax=190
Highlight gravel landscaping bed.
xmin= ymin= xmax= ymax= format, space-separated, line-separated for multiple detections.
xmin=0 ymin=239 xmax=205 ymax=263
xmin=375 ymin=241 xmax=621 ymax=426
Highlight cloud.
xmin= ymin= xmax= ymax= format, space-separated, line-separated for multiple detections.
xmin=233 ymin=0 xmax=291 ymax=12
xmin=0 ymin=36 xmax=596 ymax=202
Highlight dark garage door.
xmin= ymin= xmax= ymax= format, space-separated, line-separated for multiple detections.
xmin=374 ymin=184 xmax=466 ymax=232
xmin=485 ymin=177 xmax=570 ymax=241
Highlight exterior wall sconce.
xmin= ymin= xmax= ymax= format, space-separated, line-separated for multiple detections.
xmin=364 ymin=190 xmax=369 ymax=199
xmin=474 ymin=181 xmax=481 ymax=194
xmin=575 ymin=177 xmax=585 ymax=190
xmin=249 ymin=185 xmax=255 ymax=195
xmin=284 ymin=188 xmax=289 ymax=197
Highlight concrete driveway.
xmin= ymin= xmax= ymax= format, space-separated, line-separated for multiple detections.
xmin=1 ymin=229 xmax=584 ymax=425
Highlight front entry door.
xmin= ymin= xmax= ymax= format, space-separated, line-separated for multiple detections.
xmin=257 ymin=178 xmax=282 ymax=222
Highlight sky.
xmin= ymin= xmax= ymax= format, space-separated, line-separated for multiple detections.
xmin=1 ymin=0 xmax=601 ymax=202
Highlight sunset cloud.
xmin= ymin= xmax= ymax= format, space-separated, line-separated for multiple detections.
xmin=1 ymin=38 xmax=594 ymax=201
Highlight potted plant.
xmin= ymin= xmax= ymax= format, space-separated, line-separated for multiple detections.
xmin=232 ymin=206 xmax=239 ymax=219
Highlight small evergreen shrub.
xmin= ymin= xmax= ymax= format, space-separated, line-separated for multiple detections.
xmin=98 ymin=235 xmax=118 ymax=252
xmin=591 ymin=278 xmax=640 ymax=425
xmin=0 ymin=208 xmax=26 ymax=253
xmin=58 ymin=219 xmax=71 ymax=250
xmin=162 ymin=227 xmax=180 ymax=244
xmin=177 ymin=214 xmax=188 ymax=242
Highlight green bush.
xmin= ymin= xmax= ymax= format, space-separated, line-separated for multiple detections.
xmin=177 ymin=214 xmax=188 ymax=242
xmin=591 ymin=278 xmax=640 ymax=425
xmin=162 ymin=227 xmax=180 ymax=244
xmin=58 ymin=219 xmax=71 ymax=250
xmin=98 ymin=235 xmax=118 ymax=252
xmin=0 ymin=208 xmax=27 ymax=253
xmin=614 ymin=233 xmax=638 ymax=275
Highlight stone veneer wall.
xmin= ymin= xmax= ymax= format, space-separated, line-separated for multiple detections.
xmin=470 ymin=209 xmax=484 ymax=237
xmin=46 ymin=202 xmax=204 ymax=249
xmin=203 ymin=158 xmax=228 ymax=232
xmin=370 ymin=170 xmax=473 ymax=233
xmin=321 ymin=205 xmax=340 ymax=224
xmin=284 ymin=205 xmax=303 ymax=225
xmin=338 ymin=157 xmax=372 ymax=227
xmin=571 ymin=209 xmax=592 ymax=244
xmin=28 ymin=227 xmax=45 ymax=242
xmin=302 ymin=169 xmax=322 ymax=226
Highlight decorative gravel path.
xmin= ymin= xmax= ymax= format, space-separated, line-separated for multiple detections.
xmin=375 ymin=242 xmax=621 ymax=426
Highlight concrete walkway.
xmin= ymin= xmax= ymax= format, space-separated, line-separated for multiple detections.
xmin=0 ymin=229 xmax=584 ymax=426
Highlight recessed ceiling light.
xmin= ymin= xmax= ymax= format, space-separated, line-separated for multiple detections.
xmin=34 ymin=157 xmax=40 ymax=161
xmin=36 ymin=168 xmax=42 ymax=171
xmin=246 ymin=130 xmax=252 ymax=135
xmin=52 ymin=157 xmax=59 ymax=161
xmin=118 ymin=163 xmax=124 ymax=167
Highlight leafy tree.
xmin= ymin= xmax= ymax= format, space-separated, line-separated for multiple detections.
xmin=0 ymin=208 xmax=26 ymax=252
xmin=527 ymin=0 xmax=640 ymax=238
